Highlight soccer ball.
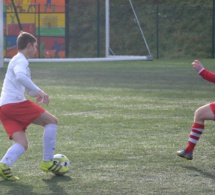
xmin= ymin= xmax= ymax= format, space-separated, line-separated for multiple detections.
xmin=53 ymin=154 xmax=70 ymax=167
xmin=53 ymin=154 xmax=70 ymax=175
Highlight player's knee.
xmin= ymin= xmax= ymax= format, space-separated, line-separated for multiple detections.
xmin=50 ymin=116 xmax=58 ymax=125
xmin=40 ymin=114 xmax=58 ymax=126
xmin=194 ymin=108 xmax=204 ymax=121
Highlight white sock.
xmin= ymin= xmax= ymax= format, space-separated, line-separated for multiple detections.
xmin=0 ymin=143 xmax=25 ymax=167
xmin=43 ymin=124 xmax=58 ymax=161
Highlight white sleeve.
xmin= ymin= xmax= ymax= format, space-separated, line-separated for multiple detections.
xmin=16 ymin=72 xmax=41 ymax=93
xmin=25 ymin=88 xmax=38 ymax=97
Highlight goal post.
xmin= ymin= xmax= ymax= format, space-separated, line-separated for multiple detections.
xmin=2 ymin=0 xmax=152 ymax=63
xmin=105 ymin=0 xmax=152 ymax=60
xmin=105 ymin=0 xmax=110 ymax=58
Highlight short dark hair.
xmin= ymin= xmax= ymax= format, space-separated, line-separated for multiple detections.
xmin=17 ymin=32 xmax=37 ymax=50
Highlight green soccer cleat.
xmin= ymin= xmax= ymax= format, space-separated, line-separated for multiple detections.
xmin=0 ymin=163 xmax=19 ymax=181
xmin=40 ymin=161 xmax=69 ymax=175
xmin=177 ymin=149 xmax=193 ymax=160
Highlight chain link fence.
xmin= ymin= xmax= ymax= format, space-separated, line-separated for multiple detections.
xmin=69 ymin=1 xmax=213 ymax=59
xmin=3 ymin=1 xmax=214 ymax=59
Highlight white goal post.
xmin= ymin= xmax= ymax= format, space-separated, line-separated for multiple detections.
xmin=2 ymin=0 xmax=152 ymax=65
xmin=105 ymin=0 xmax=152 ymax=60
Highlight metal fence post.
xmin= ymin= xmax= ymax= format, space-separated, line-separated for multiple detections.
xmin=156 ymin=4 xmax=159 ymax=59
xmin=212 ymin=0 xmax=215 ymax=58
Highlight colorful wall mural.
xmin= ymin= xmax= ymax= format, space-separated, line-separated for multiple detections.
xmin=3 ymin=0 xmax=66 ymax=58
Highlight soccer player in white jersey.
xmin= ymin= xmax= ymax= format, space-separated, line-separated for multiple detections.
xmin=0 ymin=32 xmax=68 ymax=180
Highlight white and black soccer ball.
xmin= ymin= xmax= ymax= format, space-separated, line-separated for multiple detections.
xmin=53 ymin=154 xmax=70 ymax=172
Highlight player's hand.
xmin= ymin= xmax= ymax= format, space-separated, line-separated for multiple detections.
xmin=36 ymin=90 xmax=49 ymax=106
xmin=192 ymin=60 xmax=204 ymax=73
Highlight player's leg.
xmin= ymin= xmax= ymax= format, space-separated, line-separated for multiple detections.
xmin=32 ymin=110 xmax=58 ymax=126
xmin=177 ymin=103 xmax=215 ymax=160
xmin=194 ymin=103 xmax=215 ymax=124
xmin=32 ymin=111 xmax=58 ymax=161
xmin=32 ymin=111 xmax=68 ymax=175
xmin=0 ymin=131 xmax=27 ymax=180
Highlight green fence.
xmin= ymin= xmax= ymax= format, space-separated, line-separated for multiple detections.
xmin=69 ymin=1 xmax=214 ymax=59
xmin=4 ymin=0 xmax=215 ymax=59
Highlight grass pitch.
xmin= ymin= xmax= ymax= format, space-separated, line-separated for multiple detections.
xmin=0 ymin=59 xmax=215 ymax=194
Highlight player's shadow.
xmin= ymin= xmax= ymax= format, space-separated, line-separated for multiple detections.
xmin=181 ymin=165 xmax=215 ymax=180
xmin=42 ymin=175 xmax=72 ymax=195
xmin=0 ymin=180 xmax=39 ymax=195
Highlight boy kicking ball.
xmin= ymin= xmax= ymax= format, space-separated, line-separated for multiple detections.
xmin=0 ymin=32 xmax=68 ymax=180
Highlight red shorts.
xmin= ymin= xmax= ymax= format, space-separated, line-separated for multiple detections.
xmin=210 ymin=102 xmax=215 ymax=119
xmin=210 ymin=102 xmax=215 ymax=120
xmin=0 ymin=100 xmax=45 ymax=139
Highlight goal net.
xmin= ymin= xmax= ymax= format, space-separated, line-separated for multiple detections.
xmin=105 ymin=0 xmax=152 ymax=61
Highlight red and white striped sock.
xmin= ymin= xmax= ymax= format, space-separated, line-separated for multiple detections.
xmin=185 ymin=123 xmax=204 ymax=153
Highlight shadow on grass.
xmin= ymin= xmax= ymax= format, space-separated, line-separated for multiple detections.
xmin=42 ymin=175 xmax=72 ymax=194
xmin=0 ymin=180 xmax=39 ymax=195
xmin=182 ymin=165 xmax=215 ymax=180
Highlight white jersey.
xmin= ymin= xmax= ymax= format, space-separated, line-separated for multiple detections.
xmin=0 ymin=53 xmax=40 ymax=106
